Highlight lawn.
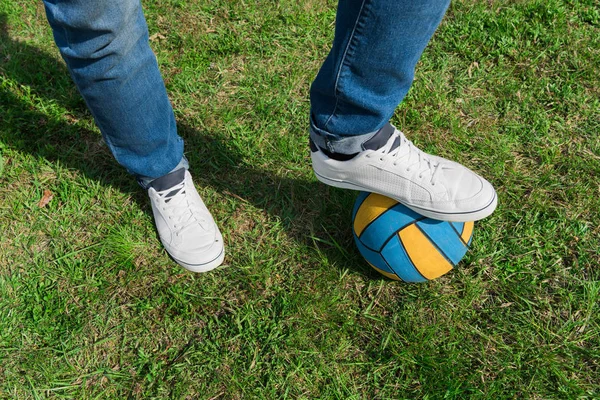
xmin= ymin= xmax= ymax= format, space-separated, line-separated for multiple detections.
xmin=0 ymin=0 xmax=599 ymax=398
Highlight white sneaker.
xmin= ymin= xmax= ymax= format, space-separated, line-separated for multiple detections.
xmin=310 ymin=123 xmax=497 ymax=222
xmin=148 ymin=169 xmax=224 ymax=272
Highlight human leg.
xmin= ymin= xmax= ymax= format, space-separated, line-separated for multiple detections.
xmin=43 ymin=0 xmax=224 ymax=270
xmin=43 ymin=0 xmax=183 ymax=181
xmin=310 ymin=0 xmax=497 ymax=221
xmin=310 ymin=0 xmax=451 ymax=148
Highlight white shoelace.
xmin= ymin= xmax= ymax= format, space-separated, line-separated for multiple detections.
xmin=156 ymin=180 xmax=209 ymax=236
xmin=370 ymin=131 xmax=442 ymax=186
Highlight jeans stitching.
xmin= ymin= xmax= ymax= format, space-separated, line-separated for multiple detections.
xmin=323 ymin=0 xmax=371 ymax=134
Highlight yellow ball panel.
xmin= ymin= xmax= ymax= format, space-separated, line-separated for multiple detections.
xmin=398 ymin=224 xmax=453 ymax=280
xmin=461 ymin=221 xmax=474 ymax=243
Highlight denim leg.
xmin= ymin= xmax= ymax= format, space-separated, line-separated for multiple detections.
xmin=310 ymin=0 xmax=451 ymax=154
xmin=43 ymin=0 xmax=184 ymax=180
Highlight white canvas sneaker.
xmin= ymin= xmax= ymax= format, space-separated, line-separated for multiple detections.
xmin=310 ymin=123 xmax=497 ymax=222
xmin=148 ymin=169 xmax=224 ymax=272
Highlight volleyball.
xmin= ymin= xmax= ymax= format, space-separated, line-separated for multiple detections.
xmin=352 ymin=192 xmax=474 ymax=282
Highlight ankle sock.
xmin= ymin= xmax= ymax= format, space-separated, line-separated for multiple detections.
xmin=149 ymin=168 xmax=186 ymax=199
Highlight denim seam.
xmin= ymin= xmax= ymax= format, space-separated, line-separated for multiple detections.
xmin=323 ymin=0 xmax=371 ymax=139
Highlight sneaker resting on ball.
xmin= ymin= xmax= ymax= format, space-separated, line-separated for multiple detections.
xmin=148 ymin=168 xmax=224 ymax=272
xmin=310 ymin=123 xmax=497 ymax=222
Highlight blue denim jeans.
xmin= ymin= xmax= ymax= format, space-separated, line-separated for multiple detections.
xmin=43 ymin=0 xmax=449 ymax=183
xmin=310 ymin=0 xmax=450 ymax=154
xmin=43 ymin=0 xmax=184 ymax=187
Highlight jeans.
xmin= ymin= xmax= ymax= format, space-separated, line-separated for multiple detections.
xmin=43 ymin=0 xmax=183 ymax=187
xmin=310 ymin=0 xmax=450 ymax=154
xmin=43 ymin=0 xmax=450 ymax=183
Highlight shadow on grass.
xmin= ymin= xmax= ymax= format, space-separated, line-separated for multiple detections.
xmin=0 ymin=13 xmax=377 ymax=279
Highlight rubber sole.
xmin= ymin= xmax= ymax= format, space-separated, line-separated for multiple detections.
xmin=172 ymin=247 xmax=225 ymax=273
xmin=313 ymin=170 xmax=497 ymax=222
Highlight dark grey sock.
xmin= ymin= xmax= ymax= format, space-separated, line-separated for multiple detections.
xmin=149 ymin=168 xmax=186 ymax=199
xmin=361 ymin=123 xmax=398 ymax=151
xmin=310 ymin=123 xmax=399 ymax=161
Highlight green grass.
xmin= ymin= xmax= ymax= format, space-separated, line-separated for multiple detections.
xmin=1 ymin=0 xmax=599 ymax=398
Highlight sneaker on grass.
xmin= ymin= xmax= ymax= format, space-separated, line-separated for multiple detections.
xmin=310 ymin=123 xmax=497 ymax=222
xmin=148 ymin=168 xmax=224 ymax=272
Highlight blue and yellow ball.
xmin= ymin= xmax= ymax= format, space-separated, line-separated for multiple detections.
xmin=352 ymin=192 xmax=474 ymax=282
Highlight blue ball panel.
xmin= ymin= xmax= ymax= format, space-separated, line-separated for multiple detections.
xmin=451 ymin=222 xmax=464 ymax=236
xmin=354 ymin=236 xmax=395 ymax=275
xmin=359 ymin=204 xmax=420 ymax=251
xmin=415 ymin=219 xmax=467 ymax=266
xmin=381 ymin=234 xmax=427 ymax=283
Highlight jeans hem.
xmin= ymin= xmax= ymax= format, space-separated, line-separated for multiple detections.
xmin=310 ymin=117 xmax=378 ymax=155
